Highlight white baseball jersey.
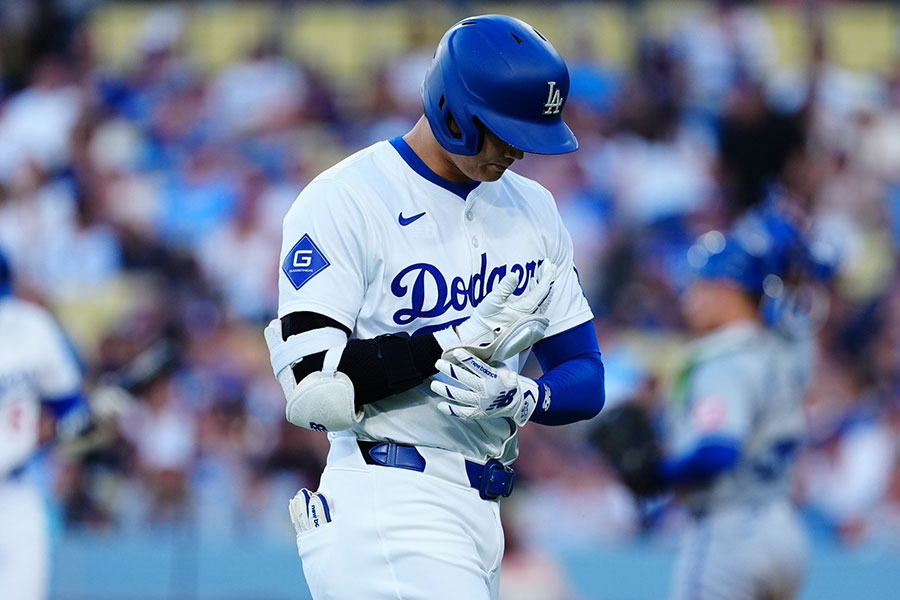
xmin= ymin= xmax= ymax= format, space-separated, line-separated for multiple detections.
xmin=277 ymin=139 xmax=592 ymax=463
xmin=0 ymin=297 xmax=82 ymax=477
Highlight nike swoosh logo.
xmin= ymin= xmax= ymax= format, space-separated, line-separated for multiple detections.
xmin=398 ymin=211 xmax=426 ymax=226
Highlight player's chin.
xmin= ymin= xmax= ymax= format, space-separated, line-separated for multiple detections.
xmin=480 ymin=163 xmax=510 ymax=181
xmin=683 ymin=304 xmax=713 ymax=335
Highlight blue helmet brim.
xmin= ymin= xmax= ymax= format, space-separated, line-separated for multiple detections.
xmin=478 ymin=107 xmax=579 ymax=155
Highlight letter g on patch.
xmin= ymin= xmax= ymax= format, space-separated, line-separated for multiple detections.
xmin=283 ymin=234 xmax=330 ymax=289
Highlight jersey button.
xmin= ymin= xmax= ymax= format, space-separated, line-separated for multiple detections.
xmin=471 ymin=236 xmax=479 ymax=247
xmin=466 ymin=211 xmax=474 ymax=221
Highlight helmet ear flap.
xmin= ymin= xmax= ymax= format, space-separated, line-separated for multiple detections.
xmin=446 ymin=112 xmax=485 ymax=153
xmin=470 ymin=117 xmax=488 ymax=154
xmin=450 ymin=110 xmax=483 ymax=154
xmin=441 ymin=96 xmax=462 ymax=141
xmin=421 ymin=41 xmax=483 ymax=156
xmin=446 ymin=110 xmax=460 ymax=139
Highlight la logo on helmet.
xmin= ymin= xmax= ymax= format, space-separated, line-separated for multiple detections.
xmin=543 ymin=81 xmax=563 ymax=115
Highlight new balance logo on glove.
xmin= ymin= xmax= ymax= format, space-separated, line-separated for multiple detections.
xmin=488 ymin=389 xmax=516 ymax=410
xmin=289 ymin=489 xmax=333 ymax=536
xmin=464 ymin=357 xmax=498 ymax=379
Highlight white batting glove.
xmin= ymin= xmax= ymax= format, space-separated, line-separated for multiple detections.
xmin=433 ymin=261 xmax=556 ymax=364
xmin=289 ymin=488 xmax=333 ymax=536
xmin=431 ymin=349 xmax=547 ymax=427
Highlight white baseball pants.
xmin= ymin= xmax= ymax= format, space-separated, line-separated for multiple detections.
xmin=0 ymin=479 xmax=48 ymax=600
xmin=295 ymin=435 xmax=505 ymax=600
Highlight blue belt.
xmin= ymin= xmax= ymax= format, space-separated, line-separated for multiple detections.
xmin=357 ymin=440 xmax=516 ymax=501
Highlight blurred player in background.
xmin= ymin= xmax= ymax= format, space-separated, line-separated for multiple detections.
xmin=0 ymin=249 xmax=88 ymax=600
xmin=264 ymin=14 xmax=605 ymax=600
xmin=664 ymin=213 xmax=816 ymax=600
xmin=594 ymin=205 xmax=830 ymax=600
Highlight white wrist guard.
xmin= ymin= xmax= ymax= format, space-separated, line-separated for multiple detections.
xmin=264 ymin=320 xmax=361 ymax=433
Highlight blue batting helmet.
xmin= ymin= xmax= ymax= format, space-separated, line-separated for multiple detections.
xmin=422 ymin=15 xmax=578 ymax=156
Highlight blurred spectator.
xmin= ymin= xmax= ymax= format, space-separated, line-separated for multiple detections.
xmin=121 ymin=374 xmax=196 ymax=523
xmin=209 ymin=39 xmax=308 ymax=138
xmin=719 ymin=79 xmax=805 ymax=213
xmin=677 ymin=1 xmax=777 ymax=114
xmin=0 ymin=57 xmax=83 ymax=179
xmin=800 ymin=417 xmax=896 ymax=545
xmin=157 ymin=145 xmax=239 ymax=251
xmin=196 ymin=168 xmax=280 ymax=322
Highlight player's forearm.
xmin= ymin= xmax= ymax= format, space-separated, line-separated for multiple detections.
xmin=531 ymin=353 xmax=605 ymax=425
xmin=530 ymin=320 xmax=605 ymax=425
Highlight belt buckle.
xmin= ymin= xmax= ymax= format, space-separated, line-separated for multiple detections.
xmin=479 ymin=459 xmax=516 ymax=500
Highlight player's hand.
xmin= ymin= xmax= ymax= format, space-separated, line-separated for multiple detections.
xmin=289 ymin=488 xmax=333 ymax=536
xmin=431 ymin=349 xmax=545 ymax=427
xmin=435 ymin=260 xmax=556 ymax=363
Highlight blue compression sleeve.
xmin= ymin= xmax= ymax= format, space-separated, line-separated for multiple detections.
xmin=660 ymin=436 xmax=741 ymax=485
xmin=45 ymin=391 xmax=90 ymax=441
xmin=531 ymin=321 xmax=605 ymax=425
xmin=44 ymin=392 xmax=86 ymax=418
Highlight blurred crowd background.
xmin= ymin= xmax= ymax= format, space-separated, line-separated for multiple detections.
xmin=3 ymin=0 xmax=900 ymax=598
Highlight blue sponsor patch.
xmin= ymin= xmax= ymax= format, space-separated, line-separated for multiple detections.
xmin=282 ymin=234 xmax=330 ymax=290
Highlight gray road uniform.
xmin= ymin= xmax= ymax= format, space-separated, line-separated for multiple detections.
xmin=666 ymin=320 xmax=812 ymax=600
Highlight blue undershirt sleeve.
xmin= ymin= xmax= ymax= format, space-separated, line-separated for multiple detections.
xmin=44 ymin=391 xmax=91 ymax=441
xmin=44 ymin=392 xmax=86 ymax=419
xmin=530 ymin=320 xmax=605 ymax=426
xmin=660 ymin=435 xmax=741 ymax=485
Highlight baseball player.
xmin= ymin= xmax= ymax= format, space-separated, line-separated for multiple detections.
xmin=264 ymin=15 xmax=605 ymax=600
xmin=662 ymin=217 xmax=817 ymax=600
xmin=0 ymin=249 xmax=88 ymax=600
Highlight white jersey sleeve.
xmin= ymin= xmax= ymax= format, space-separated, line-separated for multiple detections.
xmin=277 ymin=178 xmax=373 ymax=331
xmin=539 ymin=190 xmax=593 ymax=338
xmin=0 ymin=300 xmax=82 ymax=475
xmin=32 ymin=308 xmax=82 ymax=400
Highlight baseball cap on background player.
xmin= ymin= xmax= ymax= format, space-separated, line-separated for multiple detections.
xmin=687 ymin=231 xmax=774 ymax=299
xmin=421 ymin=14 xmax=578 ymax=156
xmin=687 ymin=204 xmax=835 ymax=299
